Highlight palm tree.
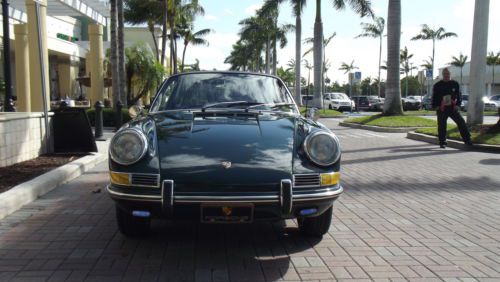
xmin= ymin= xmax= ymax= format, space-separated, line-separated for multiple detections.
xmin=486 ymin=51 xmax=500 ymax=95
xmin=304 ymin=59 xmax=313 ymax=100
xmin=400 ymin=46 xmax=414 ymax=97
xmin=124 ymin=0 xmax=162 ymax=61
xmin=449 ymin=53 xmax=468 ymax=86
xmin=421 ymin=57 xmax=433 ymax=71
xmin=339 ymin=60 xmax=358 ymax=96
xmin=180 ymin=28 xmax=212 ymax=72
xmin=356 ymin=16 xmax=385 ymax=97
xmin=411 ymin=24 xmax=457 ymax=77
xmin=118 ymin=0 xmax=126 ymax=105
xmin=383 ymin=0 xmax=403 ymax=115
xmin=304 ymin=32 xmax=335 ymax=100
xmin=110 ymin=0 xmax=121 ymax=127
xmin=239 ymin=16 xmax=268 ymax=72
xmin=290 ymin=0 xmax=306 ymax=106
xmin=312 ymin=0 xmax=372 ymax=108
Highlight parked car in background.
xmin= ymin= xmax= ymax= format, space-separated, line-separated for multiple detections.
xmin=402 ymin=96 xmax=423 ymax=111
xmin=489 ymin=95 xmax=500 ymax=110
xmin=324 ymin=92 xmax=352 ymax=112
xmin=351 ymin=96 xmax=384 ymax=111
xmin=421 ymin=94 xmax=432 ymax=110
xmin=461 ymin=95 xmax=497 ymax=112
xmin=107 ymin=71 xmax=343 ymax=237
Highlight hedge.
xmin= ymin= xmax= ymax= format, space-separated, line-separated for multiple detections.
xmin=86 ymin=108 xmax=131 ymax=127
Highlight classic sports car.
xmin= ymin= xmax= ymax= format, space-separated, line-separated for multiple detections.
xmin=107 ymin=72 xmax=343 ymax=237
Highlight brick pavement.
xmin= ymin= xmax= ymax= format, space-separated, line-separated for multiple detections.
xmin=0 ymin=119 xmax=499 ymax=281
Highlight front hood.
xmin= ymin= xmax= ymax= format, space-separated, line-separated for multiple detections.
xmin=151 ymin=111 xmax=296 ymax=192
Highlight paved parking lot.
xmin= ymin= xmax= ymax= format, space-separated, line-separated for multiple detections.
xmin=0 ymin=119 xmax=499 ymax=281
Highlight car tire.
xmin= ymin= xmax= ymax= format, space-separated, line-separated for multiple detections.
xmin=328 ymin=104 xmax=332 ymax=110
xmin=116 ymin=206 xmax=151 ymax=237
xmin=298 ymin=206 xmax=332 ymax=237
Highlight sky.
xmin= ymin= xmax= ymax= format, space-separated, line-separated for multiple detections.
xmin=185 ymin=0 xmax=499 ymax=84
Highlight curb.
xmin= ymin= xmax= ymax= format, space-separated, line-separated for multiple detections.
xmin=407 ymin=131 xmax=500 ymax=153
xmin=339 ymin=122 xmax=431 ymax=133
xmin=0 ymin=152 xmax=107 ymax=220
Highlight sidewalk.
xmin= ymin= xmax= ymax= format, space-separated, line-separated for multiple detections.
xmin=0 ymin=130 xmax=113 ymax=220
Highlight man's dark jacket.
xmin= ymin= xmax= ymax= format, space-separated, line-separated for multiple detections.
xmin=432 ymin=80 xmax=462 ymax=109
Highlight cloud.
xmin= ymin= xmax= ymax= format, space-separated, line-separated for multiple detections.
xmin=205 ymin=14 xmax=217 ymax=21
xmin=224 ymin=8 xmax=233 ymax=15
xmin=245 ymin=4 xmax=261 ymax=15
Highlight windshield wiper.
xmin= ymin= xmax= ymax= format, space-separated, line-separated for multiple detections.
xmin=201 ymin=101 xmax=250 ymax=112
xmin=245 ymin=102 xmax=296 ymax=111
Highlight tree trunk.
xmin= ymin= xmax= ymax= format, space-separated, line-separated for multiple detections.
xmin=378 ymin=35 xmax=382 ymax=97
xmin=265 ymin=39 xmax=270 ymax=74
xmin=272 ymin=17 xmax=277 ymax=76
xmin=467 ymin=0 xmax=489 ymax=125
xmin=148 ymin=22 xmax=160 ymax=62
xmin=383 ymin=0 xmax=403 ymax=115
xmin=313 ymin=0 xmax=324 ymax=109
xmin=117 ymin=0 xmax=126 ymax=106
xmin=161 ymin=0 xmax=168 ymax=66
xmin=181 ymin=41 xmax=188 ymax=72
xmin=431 ymin=38 xmax=435 ymax=77
xmin=110 ymin=0 xmax=119 ymax=105
xmin=295 ymin=13 xmax=302 ymax=106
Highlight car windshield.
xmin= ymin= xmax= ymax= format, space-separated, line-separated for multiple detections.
xmin=150 ymin=73 xmax=296 ymax=112
xmin=330 ymin=94 xmax=345 ymax=100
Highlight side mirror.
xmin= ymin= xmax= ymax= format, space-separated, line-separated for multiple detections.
xmin=128 ymin=105 xmax=143 ymax=118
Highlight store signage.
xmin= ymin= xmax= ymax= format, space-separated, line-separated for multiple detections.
xmin=57 ymin=33 xmax=79 ymax=43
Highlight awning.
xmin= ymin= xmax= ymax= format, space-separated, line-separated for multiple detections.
xmin=9 ymin=0 xmax=109 ymax=25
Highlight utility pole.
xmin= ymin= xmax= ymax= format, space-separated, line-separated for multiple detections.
xmin=2 ymin=0 xmax=15 ymax=111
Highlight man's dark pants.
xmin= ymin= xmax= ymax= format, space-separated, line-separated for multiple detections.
xmin=437 ymin=107 xmax=471 ymax=145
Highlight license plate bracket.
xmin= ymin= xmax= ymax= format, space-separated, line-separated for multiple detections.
xmin=201 ymin=203 xmax=254 ymax=223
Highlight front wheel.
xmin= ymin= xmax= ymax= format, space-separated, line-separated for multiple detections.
xmin=328 ymin=104 xmax=333 ymax=110
xmin=298 ymin=206 xmax=332 ymax=237
xmin=116 ymin=205 xmax=151 ymax=237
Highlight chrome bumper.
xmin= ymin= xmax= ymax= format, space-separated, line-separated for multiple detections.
xmin=107 ymin=180 xmax=343 ymax=213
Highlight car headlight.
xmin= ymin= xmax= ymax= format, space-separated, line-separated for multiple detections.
xmin=303 ymin=131 xmax=341 ymax=166
xmin=110 ymin=128 xmax=148 ymax=165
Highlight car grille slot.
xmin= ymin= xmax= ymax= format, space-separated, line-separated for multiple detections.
xmin=293 ymin=174 xmax=320 ymax=187
xmin=131 ymin=174 xmax=160 ymax=187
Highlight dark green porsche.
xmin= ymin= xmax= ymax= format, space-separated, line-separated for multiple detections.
xmin=107 ymin=72 xmax=342 ymax=237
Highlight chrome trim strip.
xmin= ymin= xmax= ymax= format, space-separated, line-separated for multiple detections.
xmin=107 ymin=184 xmax=342 ymax=203
xmin=106 ymin=185 xmax=162 ymax=201
xmin=281 ymin=179 xmax=293 ymax=214
xmin=163 ymin=180 xmax=174 ymax=207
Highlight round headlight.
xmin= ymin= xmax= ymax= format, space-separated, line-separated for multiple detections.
xmin=110 ymin=129 xmax=148 ymax=165
xmin=303 ymin=131 xmax=341 ymax=166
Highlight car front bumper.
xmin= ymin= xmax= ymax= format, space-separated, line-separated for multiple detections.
xmin=107 ymin=181 xmax=343 ymax=220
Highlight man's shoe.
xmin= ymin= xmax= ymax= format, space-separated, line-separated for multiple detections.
xmin=464 ymin=140 xmax=473 ymax=147
xmin=440 ymin=144 xmax=446 ymax=149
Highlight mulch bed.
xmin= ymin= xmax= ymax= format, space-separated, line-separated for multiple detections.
xmin=0 ymin=154 xmax=85 ymax=193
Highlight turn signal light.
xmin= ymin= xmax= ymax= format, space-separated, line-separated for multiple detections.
xmin=320 ymin=172 xmax=340 ymax=186
xmin=110 ymin=171 xmax=130 ymax=185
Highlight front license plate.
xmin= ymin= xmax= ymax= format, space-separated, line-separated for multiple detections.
xmin=201 ymin=203 xmax=254 ymax=223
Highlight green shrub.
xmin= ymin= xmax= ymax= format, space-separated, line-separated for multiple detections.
xmin=86 ymin=108 xmax=131 ymax=127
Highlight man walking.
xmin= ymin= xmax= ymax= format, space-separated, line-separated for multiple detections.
xmin=432 ymin=68 xmax=472 ymax=148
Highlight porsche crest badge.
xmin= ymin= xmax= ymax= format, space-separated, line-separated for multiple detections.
xmin=221 ymin=161 xmax=232 ymax=169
